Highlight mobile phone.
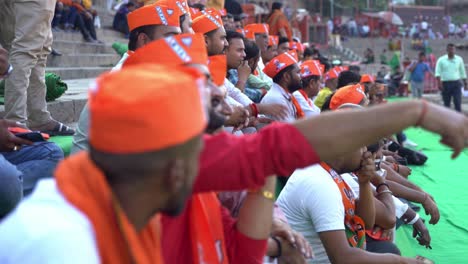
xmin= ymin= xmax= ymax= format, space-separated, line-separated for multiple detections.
xmin=15 ymin=132 xmax=46 ymax=142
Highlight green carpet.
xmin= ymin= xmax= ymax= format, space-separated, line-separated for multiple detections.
xmin=395 ymin=127 xmax=468 ymax=262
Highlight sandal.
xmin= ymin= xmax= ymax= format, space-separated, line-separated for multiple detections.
xmin=33 ymin=121 xmax=75 ymax=136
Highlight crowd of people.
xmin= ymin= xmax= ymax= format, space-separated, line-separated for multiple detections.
xmin=0 ymin=0 xmax=468 ymax=263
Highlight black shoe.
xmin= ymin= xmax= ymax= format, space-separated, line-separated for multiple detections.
xmin=51 ymin=49 xmax=62 ymax=56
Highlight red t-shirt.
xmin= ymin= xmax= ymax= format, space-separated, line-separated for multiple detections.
xmin=162 ymin=122 xmax=320 ymax=263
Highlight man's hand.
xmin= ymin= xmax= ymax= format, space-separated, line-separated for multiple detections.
xmin=237 ymin=61 xmax=251 ymax=82
xmin=412 ymin=218 xmax=431 ymax=248
xmin=421 ymin=194 xmax=439 ymax=225
xmin=271 ymin=219 xmax=313 ymax=259
xmin=0 ymin=120 xmax=33 ymax=151
xmin=398 ymin=165 xmax=412 ymax=178
xmin=420 ymin=102 xmax=468 ymax=158
xmin=276 ymin=236 xmax=308 ymax=264
xmin=0 ymin=48 xmax=9 ymax=75
xmin=258 ymin=103 xmax=289 ymax=120
xmin=463 ymin=80 xmax=467 ymax=90
xmin=225 ymin=106 xmax=249 ymax=130
xmin=355 ymin=151 xmax=375 ymax=184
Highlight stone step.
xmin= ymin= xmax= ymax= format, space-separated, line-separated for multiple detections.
xmin=47 ymin=53 xmax=120 ymax=67
xmin=0 ymin=79 xmax=91 ymax=123
xmin=53 ymin=28 xmax=127 ymax=43
xmin=53 ymin=40 xmax=117 ymax=54
xmin=46 ymin=67 xmax=111 ymax=80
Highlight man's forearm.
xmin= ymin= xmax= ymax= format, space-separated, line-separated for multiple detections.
xmin=293 ymin=100 xmax=422 ymax=162
xmin=387 ymin=180 xmax=426 ymax=204
xmin=355 ymin=182 xmax=375 ymax=229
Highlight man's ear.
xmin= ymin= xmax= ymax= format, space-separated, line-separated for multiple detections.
xmin=137 ymin=32 xmax=150 ymax=46
xmin=204 ymin=34 xmax=210 ymax=48
xmin=163 ymin=158 xmax=185 ymax=195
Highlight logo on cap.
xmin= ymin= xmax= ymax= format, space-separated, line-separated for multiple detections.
xmin=165 ymin=36 xmax=191 ymax=63
xmin=205 ymin=13 xmax=221 ymax=28
xmin=167 ymin=8 xmax=174 ymax=16
xmin=155 ymin=6 xmax=168 ymax=26
xmin=302 ymin=66 xmax=311 ymax=77
xmin=181 ymin=36 xmax=193 ymax=47
xmin=273 ymin=59 xmax=286 ymax=72
xmin=176 ymin=1 xmax=187 ymax=14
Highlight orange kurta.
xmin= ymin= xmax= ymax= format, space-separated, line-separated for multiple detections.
xmin=267 ymin=10 xmax=292 ymax=40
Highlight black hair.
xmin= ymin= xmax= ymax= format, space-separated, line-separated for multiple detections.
xmin=189 ymin=3 xmax=205 ymax=10
xmin=180 ymin=14 xmax=187 ymax=30
xmin=321 ymin=93 xmax=335 ymax=112
xmin=348 ymin=65 xmax=360 ymax=74
xmin=226 ymin=30 xmax=244 ymax=43
xmin=227 ymin=13 xmax=234 ymax=19
xmin=302 ymin=75 xmax=320 ymax=86
xmin=447 ymin=43 xmax=455 ymax=48
xmin=419 ymin=51 xmax=426 ymax=57
xmin=337 ymin=70 xmax=361 ymax=89
xmin=278 ymin=37 xmax=290 ymax=46
xmin=273 ymin=64 xmax=295 ymax=84
xmin=271 ymin=2 xmax=283 ymax=11
xmin=128 ymin=25 xmax=157 ymax=51
xmin=304 ymin=47 xmax=313 ymax=58
xmin=126 ymin=2 xmax=135 ymax=7
xmin=233 ymin=15 xmax=242 ymax=22
xmin=244 ymin=39 xmax=260 ymax=60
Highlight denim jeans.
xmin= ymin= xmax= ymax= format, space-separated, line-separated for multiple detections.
xmin=1 ymin=141 xmax=64 ymax=196
xmin=0 ymin=155 xmax=22 ymax=219
xmin=441 ymin=80 xmax=462 ymax=112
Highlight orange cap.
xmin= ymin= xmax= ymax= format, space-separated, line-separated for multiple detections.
xmin=123 ymin=33 xmax=208 ymax=68
xmin=263 ymin=51 xmax=298 ymax=79
xmin=360 ymin=74 xmax=375 ymax=83
xmin=192 ymin=10 xmax=224 ymax=34
xmin=189 ymin=7 xmax=201 ymax=18
xmin=89 ymin=64 xmax=207 ymax=154
xmin=156 ymin=0 xmax=190 ymax=15
xmin=268 ymin=35 xmax=279 ymax=47
xmin=330 ymin=84 xmax=367 ymax=110
xmin=289 ymin=42 xmax=304 ymax=52
xmin=236 ymin=28 xmax=247 ymax=36
xmin=127 ymin=4 xmax=181 ymax=32
xmin=312 ymin=60 xmax=325 ymax=74
xmin=244 ymin=23 xmax=269 ymax=40
xmin=300 ymin=60 xmax=322 ymax=78
xmin=208 ymin=55 xmax=227 ymax=86
xmin=325 ymin=68 xmax=339 ymax=80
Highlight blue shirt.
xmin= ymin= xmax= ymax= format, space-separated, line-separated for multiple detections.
xmin=410 ymin=62 xmax=431 ymax=82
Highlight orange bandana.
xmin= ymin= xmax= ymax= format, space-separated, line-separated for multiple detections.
xmin=89 ymin=64 xmax=207 ymax=154
xmin=192 ymin=9 xmax=223 ymax=34
xmin=208 ymin=55 xmax=227 ymax=86
xmin=56 ymin=153 xmax=163 ymax=264
xmin=330 ymin=84 xmax=366 ymax=110
xmin=263 ymin=51 xmax=298 ymax=79
xmin=290 ymin=94 xmax=305 ymax=119
xmin=127 ymin=4 xmax=181 ymax=31
xmin=123 ymin=33 xmax=208 ymax=68
xmin=244 ymin=23 xmax=269 ymax=40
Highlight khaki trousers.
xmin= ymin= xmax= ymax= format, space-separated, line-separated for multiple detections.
xmin=0 ymin=0 xmax=56 ymax=127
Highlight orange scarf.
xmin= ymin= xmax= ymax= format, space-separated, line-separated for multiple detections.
xmin=189 ymin=193 xmax=229 ymax=264
xmin=56 ymin=152 xmax=163 ymax=264
xmin=320 ymin=162 xmax=366 ymax=249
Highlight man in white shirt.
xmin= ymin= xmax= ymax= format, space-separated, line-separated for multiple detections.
xmin=293 ymin=60 xmax=323 ymax=117
xmin=261 ymin=51 xmax=303 ymax=122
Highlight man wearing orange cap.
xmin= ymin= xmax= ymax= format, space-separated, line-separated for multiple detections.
xmin=192 ymin=8 xmax=229 ymax=56
xmin=263 ymin=35 xmax=279 ymax=64
xmin=261 ymin=51 xmax=304 ymax=122
xmin=293 ymin=60 xmax=323 ymax=117
xmin=278 ymin=36 xmax=291 ymax=54
xmin=244 ymin=23 xmax=274 ymax=89
xmin=113 ymin=3 xmax=182 ymax=70
xmin=0 ymin=64 xmax=207 ymax=263
xmin=315 ymin=67 xmax=340 ymax=109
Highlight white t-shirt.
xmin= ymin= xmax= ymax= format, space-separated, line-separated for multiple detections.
xmin=277 ymin=165 xmax=346 ymax=263
xmin=224 ymin=78 xmax=253 ymax=107
xmin=0 ymin=179 xmax=99 ymax=264
xmin=261 ymin=83 xmax=297 ymax=123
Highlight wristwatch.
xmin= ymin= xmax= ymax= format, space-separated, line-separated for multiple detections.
xmin=0 ymin=64 xmax=12 ymax=79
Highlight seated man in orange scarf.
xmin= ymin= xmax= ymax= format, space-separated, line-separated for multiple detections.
xmin=267 ymin=2 xmax=292 ymax=40
xmin=0 ymin=64 xmax=208 ymax=264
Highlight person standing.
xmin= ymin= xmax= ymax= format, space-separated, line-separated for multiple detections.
xmin=408 ymin=52 xmax=433 ymax=99
xmin=435 ymin=43 xmax=467 ymax=112
xmin=267 ymin=2 xmax=292 ymax=40
xmin=0 ymin=0 xmax=74 ymax=135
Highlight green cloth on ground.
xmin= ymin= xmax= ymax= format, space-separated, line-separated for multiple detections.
xmin=395 ymin=127 xmax=468 ymax=263
xmin=49 ymin=136 xmax=73 ymax=157
xmin=0 ymin=73 xmax=67 ymax=103
xmin=112 ymin=42 xmax=128 ymax=57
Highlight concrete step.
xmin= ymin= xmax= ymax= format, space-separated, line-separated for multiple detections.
xmin=46 ymin=67 xmax=111 ymax=80
xmin=53 ymin=28 xmax=127 ymax=43
xmin=53 ymin=40 xmax=117 ymax=54
xmin=0 ymin=79 xmax=91 ymax=123
xmin=47 ymin=53 xmax=120 ymax=67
